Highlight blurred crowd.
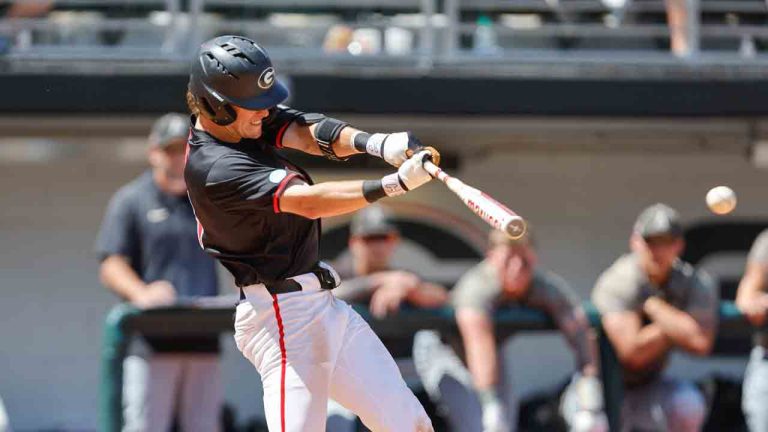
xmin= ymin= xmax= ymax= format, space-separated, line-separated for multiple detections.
xmin=0 ymin=0 xmax=730 ymax=59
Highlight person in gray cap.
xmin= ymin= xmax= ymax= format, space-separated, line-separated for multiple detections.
xmin=590 ymin=203 xmax=718 ymax=432
xmin=327 ymin=204 xmax=448 ymax=431
xmin=96 ymin=113 xmax=222 ymax=431
xmin=413 ymin=228 xmax=607 ymax=432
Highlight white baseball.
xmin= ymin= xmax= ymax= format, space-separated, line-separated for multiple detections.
xmin=706 ymin=186 xmax=737 ymax=215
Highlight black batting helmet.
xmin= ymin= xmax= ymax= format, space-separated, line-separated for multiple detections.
xmin=188 ymin=35 xmax=289 ymax=126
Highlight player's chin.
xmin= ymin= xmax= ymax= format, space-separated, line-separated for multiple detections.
xmin=243 ymin=125 xmax=264 ymax=139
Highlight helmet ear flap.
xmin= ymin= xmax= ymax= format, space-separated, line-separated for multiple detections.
xmin=218 ymin=104 xmax=237 ymax=126
xmin=196 ymin=94 xmax=237 ymax=126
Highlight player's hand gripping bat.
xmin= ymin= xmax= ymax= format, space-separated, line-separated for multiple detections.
xmin=414 ymin=147 xmax=527 ymax=240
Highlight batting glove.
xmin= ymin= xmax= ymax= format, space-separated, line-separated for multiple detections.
xmin=354 ymin=131 xmax=424 ymax=167
xmin=378 ymin=150 xmax=433 ymax=197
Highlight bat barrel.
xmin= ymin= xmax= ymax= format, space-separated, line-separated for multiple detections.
xmin=504 ymin=216 xmax=527 ymax=240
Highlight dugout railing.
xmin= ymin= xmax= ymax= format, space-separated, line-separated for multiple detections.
xmin=99 ymin=299 xmax=752 ymax=432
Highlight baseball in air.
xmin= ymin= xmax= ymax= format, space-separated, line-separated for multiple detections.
xmin=706 ymin=186 xmax=737 ymax=215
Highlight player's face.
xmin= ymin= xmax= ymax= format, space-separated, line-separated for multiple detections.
xmin=350 ymin=233 xmax=399 ymax=272
xmin=633 ymin=234 xmax=684 ymax=281
xmin=231 ymin=106 xmax=271 ymax=139
xmin=492 ymin=245 xmax=536 ymax=298
xmin=149 ymin=139 xmax=187 ymax=196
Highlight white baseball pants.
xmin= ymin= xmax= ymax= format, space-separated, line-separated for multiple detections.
xmin=234 ymin=273 xmax=433 ymax=432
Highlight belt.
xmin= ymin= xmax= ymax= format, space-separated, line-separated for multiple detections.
xmin=239 ymin=263 xmax=340 ymax=300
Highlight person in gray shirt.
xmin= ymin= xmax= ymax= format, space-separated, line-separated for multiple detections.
xmin=413 ymin=229 xmax=607 ymax=432
xmin=736 ymin=229 xmax=768 ymax=432
xmin=591 ymin=203 xmax=718 ymax=432
xmin=96 ymin=114 xmax=221 ymax=432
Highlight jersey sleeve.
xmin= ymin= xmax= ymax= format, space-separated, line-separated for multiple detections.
xmin=451 ymin=263 xmax=501 ymax=313
xmin=205 ymin=154 xmax=303 ymax=214
xmin=748 ymin=229 xmax=768 ymax=265
xmin=95 ymin=186 xmax=140 ymax=263
xmin=260 ymin=105 xmax=305 ymax=149
xmin=591 ymin=259 xmax=638 ymax=314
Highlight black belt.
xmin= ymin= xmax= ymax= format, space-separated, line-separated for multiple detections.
xmin=239 ymin=266 xmax=338 ymax=300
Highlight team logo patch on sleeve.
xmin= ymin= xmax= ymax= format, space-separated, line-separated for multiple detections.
xmin=269 ymin=169 xmax=287 ymax=184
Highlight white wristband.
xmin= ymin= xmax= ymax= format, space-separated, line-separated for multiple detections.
xmin=366 ymin=133 xmax=386 ymax=158
xmin=381 ymin=173 xmax=406 ymax=197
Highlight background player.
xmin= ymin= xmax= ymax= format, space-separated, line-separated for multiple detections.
xmin=96 ymin=114 xmax=222 ymax=432
xmin=413 ymin=229 xmax=606 ymax=432
xmin=591 ymin=203 xmax=717 ymax=432
xmin=736 ymin=229 xmax=768 ymax=432
xmin=184 ymin=35 xmax=436 ymax=432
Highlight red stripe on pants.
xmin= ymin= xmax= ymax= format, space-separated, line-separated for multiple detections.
xmin=271 ymin=294 xmax=287 ymax=432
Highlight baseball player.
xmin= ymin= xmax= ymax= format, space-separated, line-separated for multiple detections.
xmin=96 ymin=114 xmax=222 ymax=432
xmin=736 ymin=229 xmax=768 ymax=432
xmin=591 ymin=203 xmax=717 ymax=432
xmin=184 ymin=35 xmax=435 ymax=432
xmin=413 ymin=229 xmax=607 ymax=432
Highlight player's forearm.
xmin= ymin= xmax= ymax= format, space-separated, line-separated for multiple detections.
xmin=644 ymin=297 xmax=713 ymax=355
xmin=620 ymin=324 xmax=672 ymax=371
xmin=405 ymin=282 xmax=449 ymax=308
xmin=280 ymin=180 xmax=370 ymax=219
xmin=457 ymin=310 xmax=499 ymax=390
xmin=558 ymin=309 xmax=600 ymax=377
xmin=99 ymin=255 xmax=147 ymax=302
xmin=736 ymin=264 xmax=768 ymax=326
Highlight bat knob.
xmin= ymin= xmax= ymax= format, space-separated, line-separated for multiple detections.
xmin=505 ymin=217 xmax=527 ymax=240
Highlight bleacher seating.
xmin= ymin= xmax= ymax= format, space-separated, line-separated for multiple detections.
xmin=0 ymin=0 xmax=767 ymax=74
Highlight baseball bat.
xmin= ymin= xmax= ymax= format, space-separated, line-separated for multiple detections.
xmin=422 ymin=160 xmax=527 ymax=240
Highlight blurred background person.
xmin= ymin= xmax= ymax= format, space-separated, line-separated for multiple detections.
xmin=736 ymin=229 xmax=768 ymax=432
xmin=0 ymin=394 xmax=9 ymax=432
xmin=95 ymin=113 xmax=222 ymax=432
xmin=327 ymin=205 xmax=449 ymax=431
xmin=665 ymin=0 xmax=698 ymax=58
xmin=413 ymin=229 xmax=607 ymax=432
xmin=592 ymin=203 xmax=717 ymax=432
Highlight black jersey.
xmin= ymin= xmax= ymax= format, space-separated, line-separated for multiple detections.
xmin=185 ymin=107 xmax=320 ymax=287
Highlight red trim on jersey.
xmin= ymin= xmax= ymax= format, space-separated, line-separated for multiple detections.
xmin=275 ymin=122 xmax=291 ymax=149
xmin=195 ymin=219 xmax=204 ymax=248
xmin=272 ymin=172 xmax=299 ymax=214
xmin=271 ymin=294 xmax=287 ymax=432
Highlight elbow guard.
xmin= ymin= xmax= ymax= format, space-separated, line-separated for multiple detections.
xmin=310 ymin=116 xmax=350 ymax=161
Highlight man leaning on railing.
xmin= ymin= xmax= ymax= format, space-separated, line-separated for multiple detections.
xmin=413 ymin=228 xmax=607 ymax=432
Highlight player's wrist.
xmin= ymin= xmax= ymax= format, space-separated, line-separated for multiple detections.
xmin=352 ymin=131 xmax=386 ymax=158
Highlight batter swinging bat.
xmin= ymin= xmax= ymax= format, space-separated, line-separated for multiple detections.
xmin=418 ymin=148 xmax=527 ymax=239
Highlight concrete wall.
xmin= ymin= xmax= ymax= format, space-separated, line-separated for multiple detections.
xmin=1 ymin=137 xmax=766 ymax=430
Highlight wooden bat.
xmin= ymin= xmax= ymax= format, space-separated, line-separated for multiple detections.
xmin=422 ymin=158 xmax=527 ymax=240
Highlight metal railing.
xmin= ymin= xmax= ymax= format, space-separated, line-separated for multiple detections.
xmin=1 ymin=1 xmax=768 ymax=76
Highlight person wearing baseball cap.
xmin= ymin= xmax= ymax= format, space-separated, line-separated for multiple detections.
xmin=591 ymin=203 xmax=718 ymax=432
xmin=96 ymin=113 xmax=222 ymax=431
xmin=413 ymin=227 xmax=607 ymax=432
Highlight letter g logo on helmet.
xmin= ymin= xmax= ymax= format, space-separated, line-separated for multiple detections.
xmin=258 ymin=67 xmax=275 ymax=89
